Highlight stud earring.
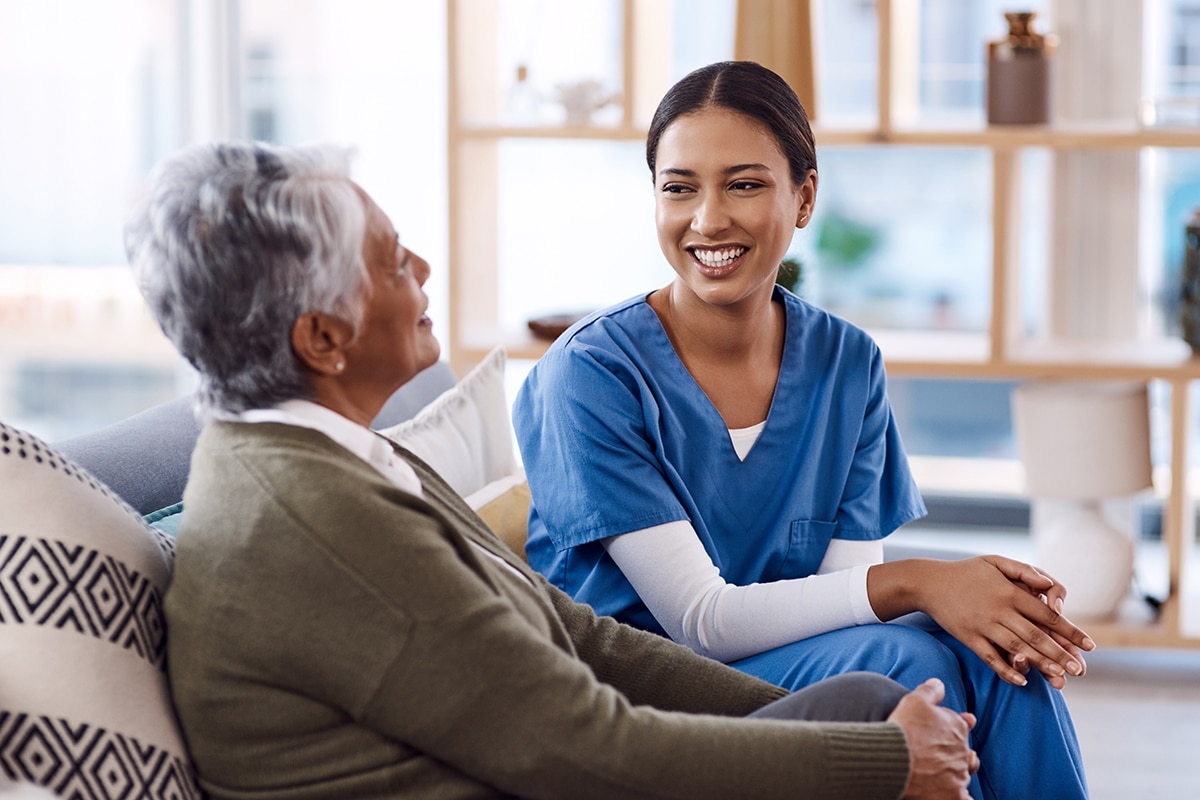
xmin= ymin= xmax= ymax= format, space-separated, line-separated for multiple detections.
xmin=335 ymin=362 xmax=344 ymax=372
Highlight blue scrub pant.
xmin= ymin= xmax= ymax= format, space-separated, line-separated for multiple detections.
xmin=731 ymin=620 xmax=1089 ymax=800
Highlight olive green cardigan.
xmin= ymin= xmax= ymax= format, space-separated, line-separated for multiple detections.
xmin=165 ymin=422 xmax=909 ymax=799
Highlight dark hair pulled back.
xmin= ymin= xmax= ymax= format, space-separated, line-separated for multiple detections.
xmin=645 ymin=60 xmax=817 ymax=187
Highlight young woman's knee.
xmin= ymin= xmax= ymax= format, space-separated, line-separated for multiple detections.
xmin=869 ymin=625 xmax=963 ymax=690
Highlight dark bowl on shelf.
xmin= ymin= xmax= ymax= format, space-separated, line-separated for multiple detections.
xmin=527 ymin=311 xmax=591 ymax=341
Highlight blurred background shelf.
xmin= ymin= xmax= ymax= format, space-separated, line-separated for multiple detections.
xmin=445 ymin=0 xmax=1200 ymax=649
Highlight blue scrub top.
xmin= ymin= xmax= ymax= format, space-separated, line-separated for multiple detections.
xmin=513 ymin=288 xmax=926 ymax=635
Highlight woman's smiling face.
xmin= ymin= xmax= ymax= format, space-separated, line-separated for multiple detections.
xmin=653 ymin=107 xmax=815 ymax=309
xmin=341 ymin=189 xmax=440 ymax=395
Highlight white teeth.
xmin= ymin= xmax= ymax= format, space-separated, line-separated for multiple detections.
xmin=692 ymin=247 xmax=745 ymax=267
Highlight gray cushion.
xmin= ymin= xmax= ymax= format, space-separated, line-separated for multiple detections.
xmin=53 ymin=395 xmax=201 ymax=516
xmin=54 ymin=361 xmax=458 ymax=515
xmin=371 ymin=360 xmax=460 ymax=429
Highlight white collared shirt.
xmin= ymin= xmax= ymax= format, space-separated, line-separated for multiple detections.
xmin=226 ymin=399 xmax=424 ymax=497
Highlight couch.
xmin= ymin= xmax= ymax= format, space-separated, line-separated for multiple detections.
xmin=0 ymin=345 xmax=955 ymax=798
xmin=0 ymin=350 xmax=529 ymax=799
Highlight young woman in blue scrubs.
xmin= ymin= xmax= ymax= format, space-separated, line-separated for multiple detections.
xmin=513 ymin=61 xmax=1092 ymax=800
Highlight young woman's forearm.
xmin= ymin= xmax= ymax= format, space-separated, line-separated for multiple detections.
xmin=864 ymin=558 xmax=942 ymax=621
xmin=604 ymin=522 xmax=879 ymax=662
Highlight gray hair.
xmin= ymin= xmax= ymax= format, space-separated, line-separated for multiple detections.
xmin=124 ymin=141 xmax=369 ymax=417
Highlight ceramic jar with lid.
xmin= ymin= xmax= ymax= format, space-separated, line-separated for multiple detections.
xmin=986 ymin=11 xmax=1057 ymax=125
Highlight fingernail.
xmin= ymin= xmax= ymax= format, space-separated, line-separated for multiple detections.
xmin=1067 ymin=660 xmax=1083 ymax=676
xmin=1055 ymin=597 xmax=1064 ymax=614
xmin=1012 ymin=673 xmax=1028 ymax=687
xmin=1082 ymin=637 xmax=1096 ymax=651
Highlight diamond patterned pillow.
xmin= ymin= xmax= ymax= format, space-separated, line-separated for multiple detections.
xmin=0 ymin=421 xmax=201 ymax=800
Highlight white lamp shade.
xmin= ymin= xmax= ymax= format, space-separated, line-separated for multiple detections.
xmin=1012 ymin=380 xmax=1153 ymax=499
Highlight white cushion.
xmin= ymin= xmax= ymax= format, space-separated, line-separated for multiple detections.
xmin=380 ymin=346 xmax=518 ymax=498
xmin=0 ymin=421 xmax=201 ymax=800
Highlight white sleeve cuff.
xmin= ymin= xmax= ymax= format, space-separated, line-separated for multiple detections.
xmin=846 ymin=563 xmax=882 ymax=625
xmin=817 ymin=537 xmax=884 ymax=574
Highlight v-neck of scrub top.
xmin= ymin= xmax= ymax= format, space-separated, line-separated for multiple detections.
xmin=630 ymin=288 xmax=837 ymax=579
xmin=645 ymin=292 xmax=793 ymax=466
xmin=728 ymin=421 xmax=765 ymax=461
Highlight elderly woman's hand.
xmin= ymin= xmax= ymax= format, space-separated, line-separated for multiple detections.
xmin=868 ymin=556 xmax=1096 ymax=688
xmin=889 ymin=678 xmax=978 ymax=800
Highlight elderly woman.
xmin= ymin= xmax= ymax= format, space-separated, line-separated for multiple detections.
xmin=124 ymin=140 xmax=978 ymax=800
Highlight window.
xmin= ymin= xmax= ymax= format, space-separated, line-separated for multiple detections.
xmin=8 ymin=0 xmax=1200 ymax=486
xmin=0 ymin=0 xmax=186 ymax=439
xmin=0 ymin=0 xmax=448 ymax=440
xmin=806 ymin=1 xmax=1050 ymax=471
xmin=1171 ymin=5 xmax=1200 ymax=95
xmin=235 ymin=0 xmax=449 ymax=337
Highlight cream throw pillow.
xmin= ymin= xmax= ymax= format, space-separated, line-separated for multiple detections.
xmin=464 ymin=469 xmax=531 ymax=561
xmin=380 ymin=345 xmax=519 ymax=500
xmin=379 ymin=347 xmax=532 ymax=559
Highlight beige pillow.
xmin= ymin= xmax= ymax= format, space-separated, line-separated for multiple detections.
xmin=464 ymin=471 xmax=531 ymax=561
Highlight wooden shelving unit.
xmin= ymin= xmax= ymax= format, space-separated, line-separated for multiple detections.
xmin=447 ymin=0 xmax=1200 ymax=647
xmin=446 ymin=0 xmax=670 ymax=371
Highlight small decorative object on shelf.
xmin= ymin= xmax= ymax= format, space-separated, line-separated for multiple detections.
xmin=986 ymin=11 xmax=1056 ymax=125
xmin=504 ymin=63 xmax=542 ymax=125
xmin=552 ymin=79 xmax=620 ymax=126
xmin=1180 ymin=209 xmax=1200 ymax=354
xmin=528 ymin=311 xmax=591 ymax=341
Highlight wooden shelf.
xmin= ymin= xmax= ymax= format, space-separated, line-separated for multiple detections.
xmin=455 ymin=123 xmax=648 ymax=141
xmin=454 ymin=119 xmax=1200 ymax=149
xmin=457 ymin=327 xmax=557 ymax=365
xmin=1086 ymin=619 xmax=1200 ymax=649
xmin=1083 ymin=591 xmax=1200 ymax=649
xmin=460 ymin=326 xmax=1200 ymax=382
xmin=447 ymin=1 xmax=1200 ymax=649
xmin=817 ymin=121 xmax=1200 ymax=150
xmin=875 ymin=331 xmax=1200 ymax=380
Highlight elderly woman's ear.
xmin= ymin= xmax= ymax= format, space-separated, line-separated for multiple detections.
xmin=291 ymin=311 xmax=356 ymax=376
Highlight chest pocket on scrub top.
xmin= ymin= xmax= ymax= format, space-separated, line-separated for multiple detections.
xmin=764 ymin=519 xmax=837 ymax=581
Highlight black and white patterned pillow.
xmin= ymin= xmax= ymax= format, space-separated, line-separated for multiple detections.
xmin=0 ymin=421 xmax=200 ymax=800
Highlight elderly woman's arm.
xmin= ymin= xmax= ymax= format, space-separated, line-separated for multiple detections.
xmin=169 ymin=424 xmax=910 ymax=800
xmin=356 ymin=516 xmax=909 ymax=800
xmin=536 ymin=572 xmax=789 ymax=714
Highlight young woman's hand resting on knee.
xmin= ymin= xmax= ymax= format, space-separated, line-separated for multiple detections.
xmin=868 ymin=556 xmax=1095 ymax=688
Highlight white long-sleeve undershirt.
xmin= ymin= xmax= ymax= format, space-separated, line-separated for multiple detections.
xmin=600 ymin=420 xmax=884 ymax=663
xmin=604 ymin=523 xmax=882 ymax=662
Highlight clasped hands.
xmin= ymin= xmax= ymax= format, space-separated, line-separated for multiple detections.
xmin=870 ymin=555 xmax=1096 ymax=689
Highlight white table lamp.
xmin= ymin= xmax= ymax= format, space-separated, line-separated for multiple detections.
xmin=1012 ymin=381 xmax=1154 ymax=620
